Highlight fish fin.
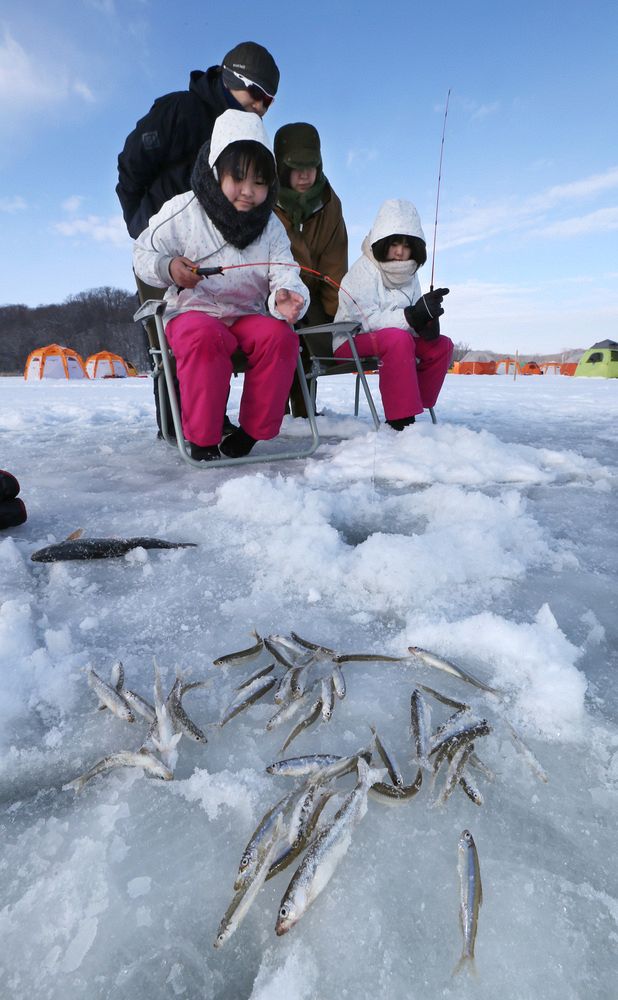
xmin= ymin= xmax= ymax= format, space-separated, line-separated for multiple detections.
xmin=63 ymin=777 xmax=84 ymax=793
xmin=66 ymin=528 xmax=84 ymax=540
xmin=452 ymin=955 xmax=476 ymax=977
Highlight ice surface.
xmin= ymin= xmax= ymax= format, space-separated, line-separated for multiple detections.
xmin=0 ymin=372 xmax=617 ymax=998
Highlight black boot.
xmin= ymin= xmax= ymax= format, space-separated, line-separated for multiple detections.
xmin=188 ymin=442 xmax=220 ymax=462
xmin=386 ymin=415 xmax=416 ymax=431
xmin=219 ymin=426 xmax=257 ymax=458
xmin=222 ymin=413 xmax=239 ymax=436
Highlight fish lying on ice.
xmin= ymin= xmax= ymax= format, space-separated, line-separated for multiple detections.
xmin=31 ymin=531 xmax=197 ymax=562
xmin=275 ymin=758 xmax=382 ymax=935
xmin=212 ymin=631 xmax=264 ymax=666
xmin=64 ymin=748 xmax=173 ymax=792
xmin=214 ymin=815 xmax=284 ymax=949
xmin=454 ymin=829 xmax=483 ymax=974
xmin=87 ymin=667 xmax=135 ymax=722
xmin=408 ymin=646 xmax=501 ymax=695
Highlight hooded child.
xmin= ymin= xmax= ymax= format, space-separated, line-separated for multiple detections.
xmin=334 ymin=199 xmax=452 ymax=429
xmin=133 ymin=109 xmax=308 ymax=461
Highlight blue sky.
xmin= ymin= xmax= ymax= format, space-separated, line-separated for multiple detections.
xmin=1 ymin=0 xmax=616 ymax=354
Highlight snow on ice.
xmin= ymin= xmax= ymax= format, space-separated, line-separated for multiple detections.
xmin=0 ymin=370 xmax=617 ymax=999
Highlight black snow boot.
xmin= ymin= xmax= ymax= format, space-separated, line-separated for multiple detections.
xmin=219 ymin=426 xmax=257 ymax=458
xmin=188 ymin=443 xmax=220 ymax=462
xmin=386 ymin=415 xmax=416 ymax=431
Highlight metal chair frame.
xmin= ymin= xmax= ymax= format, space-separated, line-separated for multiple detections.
xmin=299 ymin=321 xmax=437 ymax=425
xmin=134 ymin=300 xmax=319 ymax=469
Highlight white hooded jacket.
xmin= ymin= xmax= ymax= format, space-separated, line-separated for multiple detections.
xmin=132 ymin=110 xmax=309 ymax=329
xmin=333 ymin=199 xmax=426 ymax=351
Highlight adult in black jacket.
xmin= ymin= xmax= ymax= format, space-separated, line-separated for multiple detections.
xmin=116 ymin=41 xmax=280 ymax=436
xmin=117 ymin=42 xmax=280 ymax=239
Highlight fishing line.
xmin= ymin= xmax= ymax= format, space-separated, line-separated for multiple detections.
xmin=429 ymin=88 xmax=451 ymax=292
xmin=193 ymin=260 xmax=371 ymax=329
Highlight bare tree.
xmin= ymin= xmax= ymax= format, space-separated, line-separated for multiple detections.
xmin=0 ymin=287 xmax=149 ymax=373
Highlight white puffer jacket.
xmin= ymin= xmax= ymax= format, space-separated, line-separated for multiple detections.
xmin=333 ymin=199 xmax=426 ymax=351
xmin=133 ymin=192 xmax=309 ymax=328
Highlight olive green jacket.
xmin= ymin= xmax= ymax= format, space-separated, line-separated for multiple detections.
xmin=274 ymin=182 xmax=348 ymax=325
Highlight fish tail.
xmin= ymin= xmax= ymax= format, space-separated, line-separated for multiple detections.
xmin=452 ymin=954 xmax=476 ymax=977
xmin=63 ymin=776 xmax=86 ymax=793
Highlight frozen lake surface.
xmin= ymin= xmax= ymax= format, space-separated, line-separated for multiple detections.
xmin=1 ymin=370 xmax=617 ymax=999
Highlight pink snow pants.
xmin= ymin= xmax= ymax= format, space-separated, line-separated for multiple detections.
xmin=334 ymin=328 xmax=453 ymax=421
xmin=165 ymin=311 xmax=299 ymax=446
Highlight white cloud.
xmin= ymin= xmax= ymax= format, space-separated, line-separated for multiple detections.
xmin=0 ymin=28 xmax=94 ymax=110
xmin=84 ymin=0 xmax=116 ymax=13
xmin=442 ymin=278 xmax=618 ymax=354
xmin=54 ymin=214 xmax=129 ymax=247
xmin=531 ymin=206 xmax=618 ymax=238
xmin=72 ymin=80 xmax=95 ymax=102
xmin=440 ymin=166 xmax=618 ymax=249
xmin=526 ymin=167 xmax=618 ymax=212
xmin=62 ymin=196 xmax=85 ymax=213
xmin=0 ymin=195 xmax=26 ymax=212
xmin=346 ymin=147 xmax=378 ymax=168
xmin=459 ymin=97 xmax=500 ymax=121
xmin=470 ymin=101 xmax=500 ymax=121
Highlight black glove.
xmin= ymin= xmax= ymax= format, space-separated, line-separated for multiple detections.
xmin=0 ymin=469 xmax=20 ymax=501
xmin=416 ymin=317 xmax=440 ymax=341
xmin=0 ymin=498 xmax=27 ymax=529
xmin=404 ymin=287 xmax=450 ymax=332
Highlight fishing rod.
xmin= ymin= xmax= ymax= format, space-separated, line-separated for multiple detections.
xmin=190 ymin=261 xmax=371 ymax=327
xmin=429 ymin=88 xmax=451 ymax=292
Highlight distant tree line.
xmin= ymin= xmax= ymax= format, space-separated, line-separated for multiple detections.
xmin=0 ymin=286 xmax=476 ymax=375
xmin=0 ymin=287 xmax=150 ymax=374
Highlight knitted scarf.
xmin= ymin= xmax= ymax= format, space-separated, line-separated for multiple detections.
xmin=361 ymin=234 xmax=419 ymax=289
xmin=277 ymin=173 xmax=328 ymax=230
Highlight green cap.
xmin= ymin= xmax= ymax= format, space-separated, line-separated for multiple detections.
xmin=274 ymin=123 xmax=322 ymax=169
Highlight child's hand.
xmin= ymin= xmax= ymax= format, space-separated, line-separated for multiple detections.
xmin=169 ymin=256 xmax=203 ymax=289
xmin=275 ymin=289 xmax=305 ymax=323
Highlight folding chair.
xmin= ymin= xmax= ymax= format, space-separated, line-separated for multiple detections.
xmin=299 ymin=322 xmax=437 ymax=426
xmin=134 ymin=300 xmax=319 ymax=468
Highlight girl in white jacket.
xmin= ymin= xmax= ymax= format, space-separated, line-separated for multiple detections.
xmin=133 ymin=110 xmax=308 ymax=460
xmin=334 ymin=199 xmax=452 ymax=429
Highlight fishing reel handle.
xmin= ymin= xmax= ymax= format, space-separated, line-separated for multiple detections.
xmin=193 ymin=266 xmax=224 ymax=277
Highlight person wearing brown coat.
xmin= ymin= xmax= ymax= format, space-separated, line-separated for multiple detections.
xmin=273 ymin=123 xmax=348 ymax=416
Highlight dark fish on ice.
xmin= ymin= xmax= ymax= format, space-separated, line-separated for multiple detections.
xmin=31 ymin=531 xmax=197 ymax=562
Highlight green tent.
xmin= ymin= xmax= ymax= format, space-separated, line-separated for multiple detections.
xmin=574 ymin=340 xmax=618 ymax=378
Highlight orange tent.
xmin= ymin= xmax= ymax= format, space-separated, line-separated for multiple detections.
xmin=85 ymin=351 xmax=136 ymax=378
xmin=519 ymin=361 xmax=544 ymax=375
xmin=24 ymin=344 xmax=88 ymax=380
xmin=560 ymin=362 xmax=578 ymax=376
xmin=453 ymin=351 xmax=497 ymax=375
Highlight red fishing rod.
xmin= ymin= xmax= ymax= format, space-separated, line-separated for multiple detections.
xmin=429 ymin=88 xmax=451 ymax=292
xmin=191 ymin=260 xmax=371 ymax=326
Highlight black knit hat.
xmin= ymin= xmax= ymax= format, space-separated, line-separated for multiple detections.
xmin=274 ymin=123 xmax=322 ymax=169
xmin=222 ymin=41 xmax=280 ymax=97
